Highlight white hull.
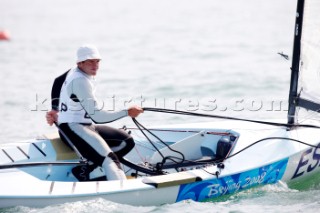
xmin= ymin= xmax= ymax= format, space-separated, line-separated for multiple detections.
xmin=1 ymin=120 xmax=320 ymax=208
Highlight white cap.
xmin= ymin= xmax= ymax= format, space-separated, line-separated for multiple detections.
xmin=76 ymin=44 xmax=101 ymax=63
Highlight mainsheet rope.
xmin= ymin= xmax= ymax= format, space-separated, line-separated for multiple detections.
xmin=132 ymin=118 xmax=185 ymax=166
xmin=142 ymin=107 xmax=320 ymax=129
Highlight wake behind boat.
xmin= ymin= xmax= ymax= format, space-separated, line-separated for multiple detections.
xmin=1 ymin=0 xmax=320 ymax=208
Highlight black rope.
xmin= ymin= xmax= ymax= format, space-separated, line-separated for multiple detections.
xmin=132 ymin=118 xmax=165 ymax=159
xmin=132 ymin=118 xmax=185 ymax=167
xmin=151 ymin=136 xmax=320 ymax=172
xmin=226 ymin=137 xmax=319 ymax=160
xmin=142 ymin=107 xmax=320 ymax=129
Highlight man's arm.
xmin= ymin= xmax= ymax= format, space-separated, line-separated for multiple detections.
xmin=46 ymin=70 xmax=69 ymax=125
xmin=71 ymin=78 xmax=143 ymax=123
xmin=51 ymin=71 xmax=69 ymax=110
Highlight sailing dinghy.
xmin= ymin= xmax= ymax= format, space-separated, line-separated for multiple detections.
xmin=1 ymin=0 xmax=320 ymax=208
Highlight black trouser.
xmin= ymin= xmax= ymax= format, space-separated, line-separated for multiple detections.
xmin=59 ymin=123 xmax=135 ymax=167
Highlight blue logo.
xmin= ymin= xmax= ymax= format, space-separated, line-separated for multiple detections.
xmin=176 ymin=159 xmax=288 ymax=202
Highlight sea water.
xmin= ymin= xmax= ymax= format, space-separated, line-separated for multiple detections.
xmin=1 ymin=0 xmax=319 ymax=212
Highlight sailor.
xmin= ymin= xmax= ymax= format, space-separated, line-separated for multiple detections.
xmin=46 ymin=44 xmax=143 ymax=180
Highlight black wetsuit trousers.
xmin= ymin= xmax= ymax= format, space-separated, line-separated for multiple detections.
xmin=59 ymin=123 xmax=135 ymax=167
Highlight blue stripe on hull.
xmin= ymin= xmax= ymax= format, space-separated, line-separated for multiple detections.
xmin=176 ymin=158 xmax=288 ymax=202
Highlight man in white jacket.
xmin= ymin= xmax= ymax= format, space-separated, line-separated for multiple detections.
xmin=46 ymin=44 xmax=143 ymax=180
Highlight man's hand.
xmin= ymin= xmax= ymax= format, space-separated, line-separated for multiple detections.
xmin=46 ymin=110 xmax=58 ymax=126
xmin=128 ymin=106 xmax=144 ymax=118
